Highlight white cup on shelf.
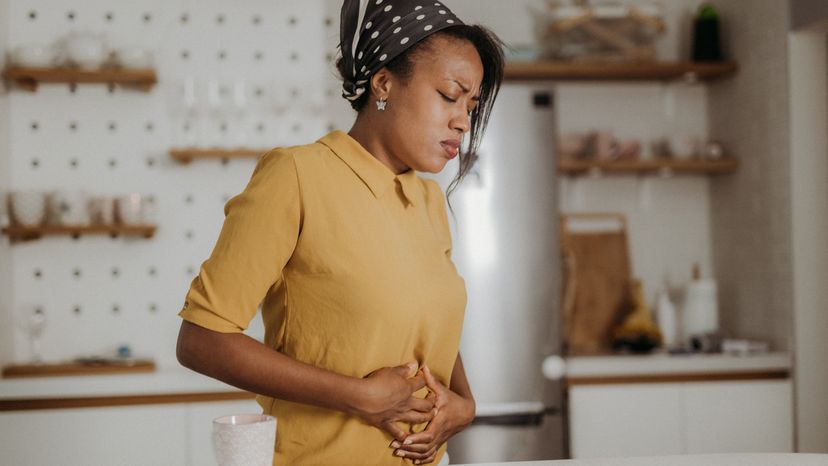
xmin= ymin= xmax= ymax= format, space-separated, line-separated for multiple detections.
xmin=47 ymin=190 xmax=90 ymax=226
xmin=114 ymin=193 xmax=145 ymax=225
xmin=212 ymin=414 xmax=276 ymax=466
xmin=7 ymin=191 xmax=48 ymax=227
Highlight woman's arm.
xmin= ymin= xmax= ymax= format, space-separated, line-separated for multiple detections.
xmin=176 ymin=320 xmax=435 ymax=440
xmin=449 ymin=353 xmax=475 ymax=408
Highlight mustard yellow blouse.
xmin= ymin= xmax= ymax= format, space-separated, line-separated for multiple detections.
xmin=179 ymin=130 xmax=467 ymax=465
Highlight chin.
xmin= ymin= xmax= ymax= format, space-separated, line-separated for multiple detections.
xmin=416 ymin=158 xmax=449 ymax=174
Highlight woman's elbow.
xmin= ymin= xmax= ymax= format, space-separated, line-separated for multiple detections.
xmin=176 ymin=321 xmax=199 ymax=370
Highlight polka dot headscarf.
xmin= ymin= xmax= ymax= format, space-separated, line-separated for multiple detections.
xmin=339 ymin=0 xmax=464 ymax=102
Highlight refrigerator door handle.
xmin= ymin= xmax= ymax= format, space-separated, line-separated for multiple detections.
xmin=471 ymin=401 xmax=558 ymax=426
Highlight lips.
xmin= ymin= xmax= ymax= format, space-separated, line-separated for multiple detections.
xmin=440 ymin=140 xmax=460 ymax=159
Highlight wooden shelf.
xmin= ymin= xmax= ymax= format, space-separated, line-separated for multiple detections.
xmin=170 ymin=148 xmax=269 ymax=164
xmin=504 ymin=61 xmax=738 ymax=82
xmin=2 ymin=359 xmax=156 ymax=379
xmin=558 ymin=158 xmax=739 ymax=176
xmin=2 ymin=66 xmax=157 ymax=92
xmin=1 ymin=224 xmax=157 ymax=242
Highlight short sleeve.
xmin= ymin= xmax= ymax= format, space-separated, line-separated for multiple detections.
xmin=179 ymin=149 xmax=302 ymax=333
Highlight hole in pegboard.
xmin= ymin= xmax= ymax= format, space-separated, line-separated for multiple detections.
xmin=181 ymin=50 xmax=191 ymax=60
xmin=222 ymin=194 xmax=231 ymax=203
xmin=292 ymin=122 xmax=302 ymax=133
xmin=149 ymin=303 xmax=158 ymax=313
xmin=69 ymin=121 xmax=78 ymax=132
xmin=31 ymin=158 xmax=40 ymax=169
xmin=30 ymin=121 xmax=39 ymax=132
xmin=256 ymin=122 xmax=265 ymax=133
xmin=73 ymin=305 xmax=82 ymax=316
xmin=254 ymin=87 xmax=264 ymax=98
xmin=221 ymin=157 xmax=230 ymax=166
xmin=290 ymin=52 xmax=299 ymax=62
xmin=327 ymin=122 xmax=336 ymax=132
xmin=108 ymin=121 xmax=117 ymax=132
xmin=180 ymin=13 xmax=189 ymax=24
xmin=108 ymin=158 xmax=118 ymax=169
xmin=325 ymin=88 xmax=335 ymax=98
xmin=112 ymin=303 xmax=121 ymax=314
xmin=185 ymin=230 xmax=194 ymax=240
xmin=105 ymin=12 xmax=114 ymax=22
xmin=145 ymin=122 xmax=154 ymax=132
xmin=111 ymin=267 xmax=120 ymax=278
xmin=252 ymin=15 xmax=262 ymax=25
xmin=254 ymin=51 xmax=264 ymax=62
xmin=148 ymin=266 xmax=157 ymax=277
xmin=288 ymin=16 xmax=298 ymax=26
xmin=325 ymin=17 xmax=333 ymax=27
xmin=70 ymin=158 xmax=79 ymax=169
xmin=216 ymin=13 xmax=225 ymax=24
xmin=72 ymin=268 xmax=82 ymax=279
xmin=290 ymin=88 xmax=300 ymax=98
xmin=218 ymin=50 xmax=227 ymax=61
xmin=219 ymin=122 xmax=228 ymax=133
xmin=67 ymin=10 xmax=76 ymax=22
xmin=33 ymin=269 xmax=42 ymax=279
xmin=146 ymin=157 xmax=155 ymax=167
xmin=186 ymin=265 xmax=195 ymax=276
xmin=325 ymin=52 xmax=333 ymax=63
xmin=184 ymin=194 xmax=194 ymax=204
xmin=183 ymin=121 xmax=192 ymax=133
xmin=143 ymin=12 xmax=152 ymax=23
xmin=28 ymin=10 xmax=37 ymax=21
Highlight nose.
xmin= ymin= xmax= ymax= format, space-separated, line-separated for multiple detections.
xmin=450 ymin=109 xmax=471 ymax=134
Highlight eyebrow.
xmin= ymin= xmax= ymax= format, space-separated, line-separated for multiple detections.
xmin=448 ymin=79 xmax=480 ymax=101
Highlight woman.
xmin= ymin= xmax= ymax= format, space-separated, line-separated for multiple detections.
xmin=176 ymin=1 xmax=504 ymax=464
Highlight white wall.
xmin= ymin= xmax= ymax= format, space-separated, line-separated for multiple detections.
xmin=788 ymin=30 xmax=828 ymax=453
xmin=0 ymin=0 xmax=14 ymax=366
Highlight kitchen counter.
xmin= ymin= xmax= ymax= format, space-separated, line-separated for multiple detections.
xmin=553 ymin=351 xmax=790 ymax=385
xmin=0 ymin=365 xmax=249 ymax=410
xmin=453 ymin=453 xmax=828 ymax=466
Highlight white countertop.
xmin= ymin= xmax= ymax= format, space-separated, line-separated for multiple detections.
xmin=453 ymin=454 xmax=828 ymax=466
xmin=563 ymin=351 xmax=790 ymax=378
xmin=0 ymin=365 xmax=241 ymax=400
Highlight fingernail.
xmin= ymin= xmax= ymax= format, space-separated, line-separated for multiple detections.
xmin=403 ymin=439 xmax=413 ymax=445
xmin=396 ymin=450 xmax=405 ymax=457
xmin=391 ymin=441 xmax=401 ymax=448
xmin=415 ymin=461 xmax=421 ymax=465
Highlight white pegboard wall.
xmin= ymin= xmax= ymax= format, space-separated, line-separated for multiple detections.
xmin=2 ymin=0 xmax=355 ymax=367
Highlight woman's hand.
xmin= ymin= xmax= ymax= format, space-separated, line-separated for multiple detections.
xmin=354 ymin=362 xmax=437 ymax=441
xmin=390 ymin=365 xmax=475 ymax=464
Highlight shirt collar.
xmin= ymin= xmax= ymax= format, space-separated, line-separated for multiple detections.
xmin=318 ymin=130 xmax=419 ymax=207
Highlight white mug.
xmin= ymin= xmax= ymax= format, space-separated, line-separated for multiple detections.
xmin=48 ymin=190 xmax=89 ymax=226
xmin=212 ymin=414 xmax=277 ymax=466
xmin=114 ymin=193 xmax=144 ymax=225
xmin=8 ymin=191 xmax=48 ymax=226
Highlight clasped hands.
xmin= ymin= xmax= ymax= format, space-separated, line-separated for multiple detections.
xmin=356 ymin=362 xmax=475 ymax=465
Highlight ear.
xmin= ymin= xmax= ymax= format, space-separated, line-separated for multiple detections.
xmin=370 ymin=68 xmax=393 ymax=100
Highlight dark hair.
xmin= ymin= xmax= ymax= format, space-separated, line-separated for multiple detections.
xmin=336 ymin=25 xmax=505 ymax=200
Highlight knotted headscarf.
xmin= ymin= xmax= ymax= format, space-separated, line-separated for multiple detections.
xmin=340 ymin=0 xmax=464 ymax=102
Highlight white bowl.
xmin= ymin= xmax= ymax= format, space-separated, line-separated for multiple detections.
xmin=64 ymin=32 xmax=108 ymax=69
xmin=10 ymin=44 xmax=56 ymax=68
xmin=8 ymin=191 xmax=48 ymax=227
xmin=113 ymin=47 xmax=153 ymax=68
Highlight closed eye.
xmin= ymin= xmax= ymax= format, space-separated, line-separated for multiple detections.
xmin=438 ymin=91 xmax=457 ymax=103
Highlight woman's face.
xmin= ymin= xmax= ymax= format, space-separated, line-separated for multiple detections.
xmin=379 ymin=36 xmax=484 ymax=174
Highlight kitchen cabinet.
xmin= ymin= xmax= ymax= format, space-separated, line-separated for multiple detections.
xmin=568 ymin=379 xmax=793 ymax=458
xmin=0 ymin=398 xmax=260 ymax=466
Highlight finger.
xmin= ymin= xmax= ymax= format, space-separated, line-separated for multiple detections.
xmin=395 ymin=441 xmax=434 ymax=454
xmin=408 ymin=397 xmax=435 ymax=413
xmin=422 ymin=365 xmax=442 ymax=394
xmin=396 ymin=409 xmax=434 ymax=425
xmin=414 ymin=452 xmax=438 ymax=465
xmin=395 ymin=445 xmax=438 ymax=461
xmin=382 ymin=421 xmax=408 ymax=442
xmin=396 ymin=361 xmax=419 ymax=378
xmin=407 ymin=372 xmax=427 ymax=392
xmin=401 ymin=430 xmax=435 ymax=446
